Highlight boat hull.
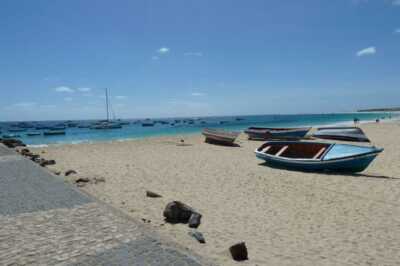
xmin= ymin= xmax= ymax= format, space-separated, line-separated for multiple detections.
xmin=255 ymin=141 xmax=383 ymax=173
xmin=269 ymin=129 xmax=310 ymax=139
xmin=43 ymin=131 xmax=66 ymax=136
xmin=256 ymin=152 xmax=380 ymax=172
xmin=202 ymin=128 xmax=239 ymax=146
xmin=312 ymin=127 xmax=370 ymax=142
xmin=245 ymin=127 xmax=310 ymax=140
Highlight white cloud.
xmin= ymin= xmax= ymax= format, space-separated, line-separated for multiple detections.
xmin=157 ymin=47 xmax=170 ymax=54
xmin=394 ymin=28 xmax=400 ymax=34
xmin=191 ymin=92 xmax=206 ymax=96
xmin=115 ymin=95 xmax=127 ymax=100
xmin=54 ymin=86 xmax=74 ymax=93
xmin=64 ymin=97 xmax=73 ymax=102
xmin=152 ymin=56 xmax=159 ymax=60
xmin=393 ymin=0 xmax=400 ymax=6
xmin=356 ymin=46 xmax=376 ymax=57
xmin=184 ymin=52 xmax=203 ymax=57
xmin=77 ymin=87 xmax=91 ymax=92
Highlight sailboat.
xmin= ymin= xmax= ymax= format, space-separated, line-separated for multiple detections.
xmin=90 ymin=88 xmax=123 ymax=130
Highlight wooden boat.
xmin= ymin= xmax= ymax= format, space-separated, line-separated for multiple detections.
xmin=245 ymin=127 xmax=311 ymax=140
xmin=26 ymin=132 xmax=41 ymax=136
xmin=202 ymin=128 xmax=240 ymax=146
xmin=43 ymin=130 xmax=66 ymax=136
xmin=255 ymin=141 xmax=383 ymax=173
xmin=142 ymin=122 xmax=155 ymax=127
xmin=312 ymin=127 xmax=370 ymax=142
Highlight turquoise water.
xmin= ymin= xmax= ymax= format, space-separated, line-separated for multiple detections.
xmin=0 ymin=112 xmax=396 ymax=145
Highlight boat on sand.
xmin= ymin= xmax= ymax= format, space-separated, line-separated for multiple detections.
xmin=312 ymin=127 xmax=370 ymax=142
xmin=255 ymin=140 xmax=382 ymax=173
xmin=202 ymin=128 xmax=240 ymax=146
xmin=245 ymin=127 xmax=311 ymax=140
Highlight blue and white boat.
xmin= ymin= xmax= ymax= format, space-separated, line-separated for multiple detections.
xmin=255 ymin=141 xmax=383 ymax=173
xmin=245 ymin=127 xmax=311 ymax=140
xmin=312 ymin=127 xmax=370 ymax=143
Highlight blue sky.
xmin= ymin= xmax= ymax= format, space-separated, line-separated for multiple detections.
xmin=0 ymin=0 xmax=399 ymax=121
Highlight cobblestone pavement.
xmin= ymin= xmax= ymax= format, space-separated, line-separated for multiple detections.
xmin=0 ymin=145 xmax=210 ymax=266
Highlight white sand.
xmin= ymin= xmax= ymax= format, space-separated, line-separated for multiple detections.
xmin=33 ymin=122 xmax=400 ymax=265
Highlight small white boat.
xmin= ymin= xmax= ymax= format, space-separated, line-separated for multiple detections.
xmin=202 ymin=128 xmax=240 ymax=146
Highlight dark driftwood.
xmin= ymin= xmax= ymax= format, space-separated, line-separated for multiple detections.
xmin=146 ymin=190 xmax=162 ymax=198
xmin=65 ymin=170 xmax=77 ymax=176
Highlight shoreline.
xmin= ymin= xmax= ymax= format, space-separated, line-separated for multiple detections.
xmin=26 ymin=118 xmax=397 ymax=148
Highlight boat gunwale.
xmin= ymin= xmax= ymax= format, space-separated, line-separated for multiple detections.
xmin=255 ymin=141 xmax=383 ymax=163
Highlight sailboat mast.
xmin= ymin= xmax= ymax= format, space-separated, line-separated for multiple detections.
xmin=106 ymin=88 xmax=109 ymax=121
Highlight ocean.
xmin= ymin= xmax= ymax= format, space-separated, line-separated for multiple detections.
xmin=0 ymin=112 xmax=396 ymax=146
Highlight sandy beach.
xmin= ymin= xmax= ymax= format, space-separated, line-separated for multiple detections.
xmin=31 ymin=122 xmax=400 ymax=265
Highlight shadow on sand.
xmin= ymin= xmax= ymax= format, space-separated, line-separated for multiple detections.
xmin=204 ymin=140 xmax=241 ymax=147
xmin=258 ymin=162 xmax=398 ymax=180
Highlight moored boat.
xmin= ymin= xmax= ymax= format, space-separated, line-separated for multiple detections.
xmin=43 ymin=130 xmax=66 ymax=136
xmin=202 ymin=128 xmax=240 ymax=146
xmin=245 ymin=127 xmax=311 ymax=140
xmin=255 ymin=140 xmax=383 ymax=173
xmin=142 ymin=122 xmax=155 ymax=127
xmin=91 ymin=122 xmax=122 ymax=129
xmin=26 ymin=132 xmax=42 ymax=136
xmin=312 ymin=127 xmax=370 ymax=142
xmin=90 ymin=89 xmax=123 ymax=130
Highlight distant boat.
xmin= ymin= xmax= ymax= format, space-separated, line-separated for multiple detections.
xmin=312 ymin=127 xmax=370 ymax=143
xmin=245 ymin=127 xmax=311 ymax=140
xmin=91 ymin=121 xmax=122 ymax=129
xmin=26 ymin=132 xmax=42 ymax=137
xmin=141 ymin=122 xmax=154 ymax=127
xmin=43 ymin=130 xmax=66 ymax=136
xmin=77 ymin=124 xmax=90 ymax=128
xmin=49 ymin=126 xmax=66 ymax=131
xmin=90 ymin=88 xmax=123 ymax=130
xmin=66 ymin=122 xmax=78 ymax=127
xmin=8 ymin=128 xmax=27 ymax=132
xmin=255 ymin=141 xmax=382 ymax=173
xmin=154 ymin=120 xmax=169 ymax=125
xmin=35 ymin=126 xmax=51 ymax=130
xmin=202 ymin=128 xmax=240 ymax=146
